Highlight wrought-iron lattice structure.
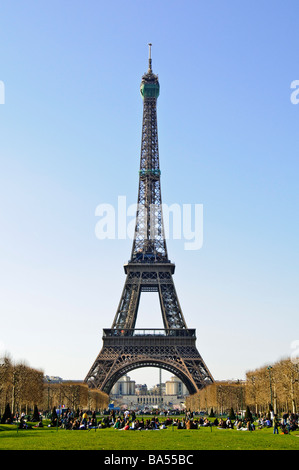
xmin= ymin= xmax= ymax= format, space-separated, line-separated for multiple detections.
xmin=85 ymin=45 xmax=214 ymax=395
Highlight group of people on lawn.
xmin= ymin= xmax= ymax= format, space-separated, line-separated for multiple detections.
xmin=47 ymin=408 xmax=298 ymax=434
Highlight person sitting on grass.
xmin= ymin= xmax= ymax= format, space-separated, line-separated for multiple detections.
xmin=186 ymin=419 xmax=193 ymax=430
xmin=165 ymin=417 xmax=173 ymax=426
xmin=236 ymin=419 xmax=244 ymax=430
xmin=281 ymin=423 xmax=289 ymax=434
xmin=19 ymin=416 xmax=29 ymax=429
xmin=218 ymin=418 xmax=225 ymax=429
xmin=144 ymin=419 xmax=151 ymax=430
xmin=65 ymin=418 xmax=74 ymax=430
xmin=33 ymin=421 xmax=43 ymax=428
xmin=139 ymin=418 xmax=145 ymax=429
xmin=72 ymin=419 xmax=80 ymax=429
xmin=120 ymin=419 xmax=130 ymax=430
xmin=98 ymin=418 xmax=108 ymax=429
xmin=177 ymin=419 xmax=186 ymax=429
xmin=113 ymin=417 xmax=122 ymax=429
xmin=226 ymin=417 xmax=233 ymax=429
xmin=152 ymin=418 xmax=160 ymax=429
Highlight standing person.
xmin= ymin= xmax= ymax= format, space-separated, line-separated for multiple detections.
xmin=82 ymin=411 xmax=88 ymax=428
xmin=273 ymin=414 xmax=279 ymax=434
xmin=92 ymin=410 xmax=97 ymax=427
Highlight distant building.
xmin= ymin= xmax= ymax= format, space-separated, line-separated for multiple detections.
xmin=165 ymin=376 xmax=188 ymax=396
xmin=44 ymin=375 xmax=83 ymax=384
xmin=111 ymin=375 xmax=136 ymax=395
xmin=149 ymin=383 xmax=166 ymax=395
xmin=44 ymin=375 xmax=63 ymax=383
xmin=110 ymin=374 xmax=188 ymax=409
xmin=135 ymin=384 xmax=148 ymax=395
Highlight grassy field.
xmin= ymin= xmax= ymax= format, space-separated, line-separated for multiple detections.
xmin=0 ymin=423 xmax=298 ymax=451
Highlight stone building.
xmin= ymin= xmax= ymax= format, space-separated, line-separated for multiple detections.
xmin=110 ymin=374 xmax=188 ymax=410
xmin=111 ymin=375 xmax=136 ymax=395
xmin=165 ymin=376 xmax=188 ymax=396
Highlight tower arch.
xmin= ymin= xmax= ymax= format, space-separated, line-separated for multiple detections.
xmin=99 ymin=360 xmax=198 ymax=395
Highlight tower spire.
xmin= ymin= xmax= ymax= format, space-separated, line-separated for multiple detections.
xmin=148 ymin=42 xmax=152 ymax=73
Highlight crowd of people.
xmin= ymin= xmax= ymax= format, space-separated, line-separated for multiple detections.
xmin=46 ymin=408 xmax=298 ymax=434
xmin=5 ymin=405 xmax=296 ymax=435
xmin=0 ymin=396 xmax=295 ymax=437
xmin=50 ymin=409 xmax=98 ymax=430
xmin=256 ymin=412 xmax=298 ymax=434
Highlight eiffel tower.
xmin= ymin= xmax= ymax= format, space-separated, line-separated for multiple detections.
xmin=85 ymin=45 xmax=214 ymax=395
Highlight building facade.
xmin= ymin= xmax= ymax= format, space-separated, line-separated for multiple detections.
xmin=110 ymin=374 xmax=188 ymax=409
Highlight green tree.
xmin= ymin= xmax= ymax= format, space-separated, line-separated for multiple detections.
xmin=32 ymin=404 xmax=40 ymax=422
xmin=245 ymin=405 xmax=253 ymax=422
xmin=1 ymin=403 xmax=12 ymax=424
xmin=229 ymin=407 xmax=236 ymax=421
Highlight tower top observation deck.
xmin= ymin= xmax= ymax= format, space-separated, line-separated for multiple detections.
xmin=140 ymin=43 xmax=160 ymax=99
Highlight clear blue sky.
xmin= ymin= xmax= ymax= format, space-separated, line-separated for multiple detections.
xmin=0 ymin=0 xmax=298 ymax=388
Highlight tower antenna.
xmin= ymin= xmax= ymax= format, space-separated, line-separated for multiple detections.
xmin=148 ymin=43 xmax=152 ymax=72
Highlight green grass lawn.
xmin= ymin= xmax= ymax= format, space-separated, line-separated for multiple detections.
xmin=0 ymin=424 xmax=298 ymax=450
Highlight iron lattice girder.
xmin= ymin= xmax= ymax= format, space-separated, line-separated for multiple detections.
xmin=111 ymin=263 xmax=187 ymax=331
xmin=85 ymin=329 xmax=213 ymax=395
xmin=131 ymin=97 xmax=168 ymax=261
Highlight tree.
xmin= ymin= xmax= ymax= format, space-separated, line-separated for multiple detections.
xmin=0 ymin=355 xmax=13 ymax=415
xmin=229 ymin=407 xmax=236 ymax=421
xmin=1 ymin=403 xmax=12 ymax=424
xmin=245 ymin=405 xmax=253 ymax=422
xmin=32 ymin=404 xmax=40 ymax=422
